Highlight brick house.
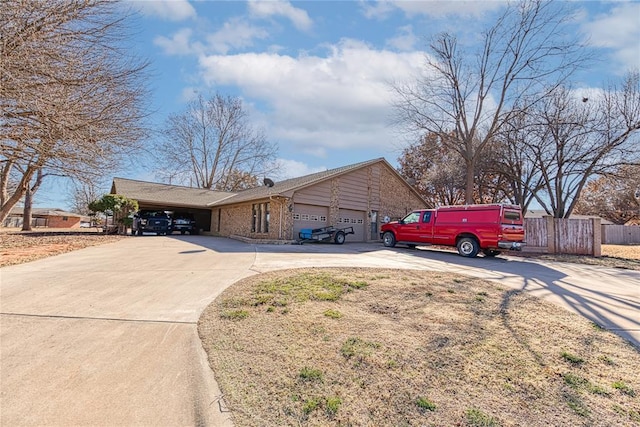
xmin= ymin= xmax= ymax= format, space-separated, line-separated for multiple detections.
xmin=4 ymin=208 xmax=84 ymax=228
xmin=111 ymin=158 xmax=426 ymax=242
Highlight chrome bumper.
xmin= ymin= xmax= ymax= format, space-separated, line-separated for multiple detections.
xmin=498 ymin=241 xmax=525 ymax=251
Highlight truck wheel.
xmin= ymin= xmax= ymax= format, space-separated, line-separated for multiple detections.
xmin=137 ymin=229 xmax=142 ymax=236
xmin=334 ymin=231 xmax=346 ymax=245
xmin=383 ymin=231 xmax=396 ymax=247
xmin=483 ymin=249 xmax=500 ymax=257
xmin=457 ymin=237 xmax=479 ymax=257
xmin=181 ymin=230 xmax=186 ymax=235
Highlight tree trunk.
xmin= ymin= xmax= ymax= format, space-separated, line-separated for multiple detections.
xmin=0 ymin=167 xmax=37 ymax=225
xmin=21 ymin=170 xmax=44 ymax=231
xmin=464 ymin=158 xmax=475 ymax=204
xmin=22 ymin=188 xmax=33 ymax=231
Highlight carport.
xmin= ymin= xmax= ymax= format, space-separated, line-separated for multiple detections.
xmin=111 ymin=178 xmax=233 ymax=233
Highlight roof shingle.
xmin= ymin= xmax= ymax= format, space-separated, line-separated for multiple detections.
xmin=111 ymin=178 xmax=234 ymax=208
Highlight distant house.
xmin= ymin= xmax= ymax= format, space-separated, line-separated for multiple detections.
xmin=4 ymin=208 xmax=84 ymax=228
xmin=111 ymin=158 xmax=427 ymax=242
xmin=524 ymin=209 xmax=614 ymax=225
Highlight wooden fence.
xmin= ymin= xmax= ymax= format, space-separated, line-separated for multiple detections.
xmin=601 ymin=225 xmax=640 ymax=244
xmin=524 ymin=217 xmax=601 ymax=256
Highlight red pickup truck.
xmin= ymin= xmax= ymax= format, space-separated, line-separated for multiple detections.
xmin=380 ymin=204 xmax=526 ymax=257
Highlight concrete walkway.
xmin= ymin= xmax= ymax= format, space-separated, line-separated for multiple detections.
xmin=1 ymin=236 xmax=638 ymax=426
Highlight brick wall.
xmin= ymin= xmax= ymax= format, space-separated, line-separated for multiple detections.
xmin=379 ymin=167 xmax=427 ymax=222
xmin=218 ymin=198 xmax=290 ymax=240
xmin=46 ymin=215 xmax=81 ymax=228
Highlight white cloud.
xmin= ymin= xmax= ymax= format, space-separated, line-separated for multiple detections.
xmin=361 ymin=0 xmax=504 ymax=19
xmin=198 ymin=39 xmax=424 ymax=158
xmin=271 ymin=159 xmax=326 ymax=180
xmin=134 ymin=0 xmax=196 ymax=21
xmin=154 ymin=18 xmax=268 ymax=56
xmin=248 ymin=0 xmax=313 ymax=31
xmin=386 ymin=25 xmax=417 ymax=51
xmin=205 ymin=18 xmax=270 ymax=54
xmin=583 ymin=2 xmax=640 ymax=72
xmin=360 ymin=0 xmax=396 ymax=20
xmin=154 ymin=28 xmax=201 ymax=55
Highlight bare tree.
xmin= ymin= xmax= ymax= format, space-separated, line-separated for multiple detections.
xmin=399 ymin=133 xmax=515 ymax=207
xmin=155 ymin=93 xmax=277 ymax=191
xmin=392 ymin=0 xmax=588 ymax=204
xmin=0 ymin=0 xmax=149 ymax=225
xmin=491 ymin=108 xmax=546 ymax=210
xmin=522 ymin=74 xmax=640 ymax=218
xmin=67 ymin=178 xmax=105 ymax=215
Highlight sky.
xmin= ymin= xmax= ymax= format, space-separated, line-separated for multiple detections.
xmin=36 ymin=0 xmax=640 ymax=209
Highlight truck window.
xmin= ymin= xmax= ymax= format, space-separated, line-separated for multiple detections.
xmin=422 ymin=211 xmax=432 ymax=223
xmin=402 ymin=212 xmax=420 ymax=224
xmin=504 ymin=211 xmax=521 ymax=221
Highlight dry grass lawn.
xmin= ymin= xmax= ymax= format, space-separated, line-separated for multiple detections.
xmin=0 ymin=231 xmax=125 ymax=267
xmin=198 ymin=268 xmax=640 ymax=427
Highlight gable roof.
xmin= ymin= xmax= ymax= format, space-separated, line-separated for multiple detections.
xmin=111 ymin=177 xmax=234 ymax=208
xmin=9 ymin=207 xmax=83 ymax=217
xmin=111 ymin=158 xmax=426 ymax=209
xmin=210 ymin=158 xmax=423 ymax=206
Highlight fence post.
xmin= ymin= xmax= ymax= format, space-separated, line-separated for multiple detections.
xmin=545 ymin=216 xmax=556 ymax=254
xmin=592 ymin=218 xmax=602 ymax=257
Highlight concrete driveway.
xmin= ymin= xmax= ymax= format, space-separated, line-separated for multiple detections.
xmin=1 ymin=236 xmax=638 ymax=426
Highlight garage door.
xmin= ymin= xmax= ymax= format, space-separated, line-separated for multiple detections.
xmin=338 ymin=209 xmax=366 ymax=242
xmin=293 ymin=205 xmax=329 ymax=239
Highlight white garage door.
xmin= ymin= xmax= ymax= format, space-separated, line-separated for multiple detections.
xmin=337 ymin=209 xmax=366 ymax=242
xmin=293 ymin=205 xmax=329 ymax=238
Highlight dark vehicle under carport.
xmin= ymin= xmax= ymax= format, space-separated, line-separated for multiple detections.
xmin=133 ymin=204 xmax=211 ymax=235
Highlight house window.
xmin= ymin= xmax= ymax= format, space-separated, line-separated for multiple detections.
xmin=357 ymin=219 xmax=364 ymax=224
xmin=319 ymin=216 xmax=327 ymax=222
xmin=62 ymin=216 xmax=69 ymax=221
xmin=310 ymin=215 xmax=319 ymax=221
xmin=293 ymin=213 xmax=301 ymax=220
xmin=251 ymin=202 xmax=270 ymax=233
xmin=301 ymin=214 xmax=309 ymax=221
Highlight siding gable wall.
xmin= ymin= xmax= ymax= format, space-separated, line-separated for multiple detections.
xmin=293 ymin=180 xmax=332 ymax=206
xmin=337 ymin=168 xmax=369 ymax=210
xmin=368 ymin=164 xmax=381 ymax=211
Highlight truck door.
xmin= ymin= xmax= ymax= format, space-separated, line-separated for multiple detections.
xmin=398 ymin=211 xmax=432 ymax=242
xmin=395 ymin=211 xmax=420 ymax=241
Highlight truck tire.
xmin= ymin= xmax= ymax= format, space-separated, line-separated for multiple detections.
xmin=383 ymin=231 xmax=396 ymax=247
xmin=334 ymin=231 xmax=346 ymax=245
xmin=137 ymin=228 xmax=143 ymax=236
xmin=457 ymin=237 xmax=479 ymax=257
